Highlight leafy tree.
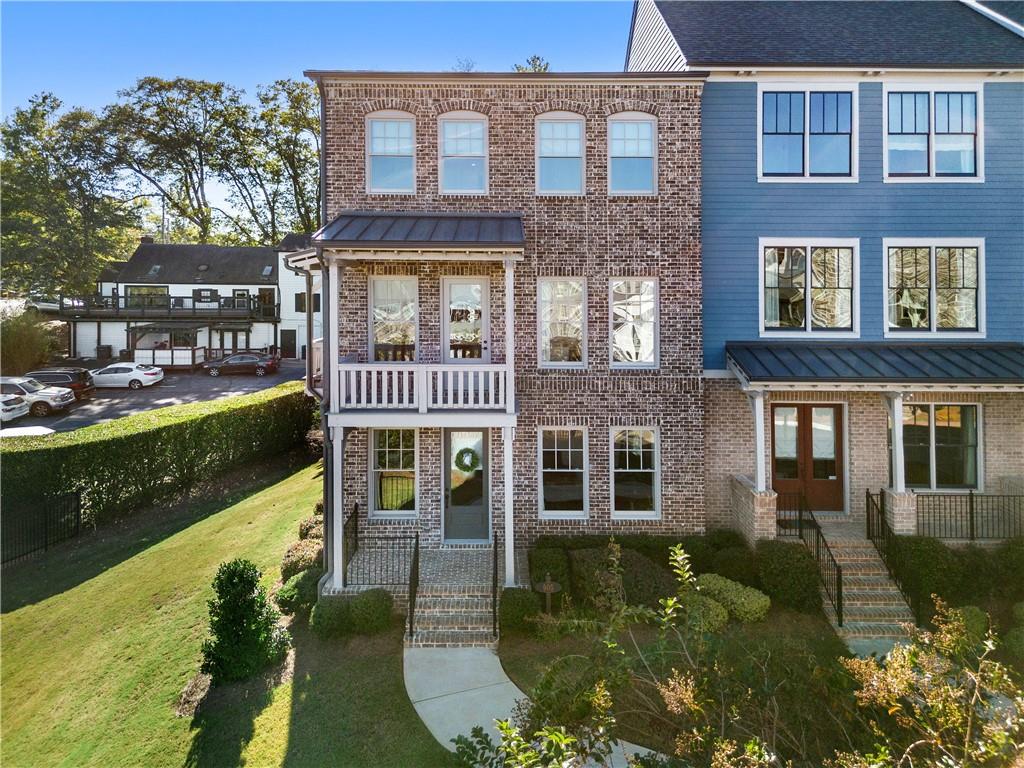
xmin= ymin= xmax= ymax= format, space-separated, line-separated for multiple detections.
xmin=452 ymin=57 xmax=478 ymax=72
xmin=0 ymin=309 xmax=57 ymax=374
xmin=514 ymin=55 xmax=550 ymax=72
xmin=1 ymin=94 xmax=139 ymax=294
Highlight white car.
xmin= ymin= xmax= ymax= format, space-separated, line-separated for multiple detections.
xmin=0 ymin=377 xmax=76 ymax=417
xmin=92 ymin=363 xmax=165 ymax=390
xmin=0 ymin=395 xmax=30 ymax=422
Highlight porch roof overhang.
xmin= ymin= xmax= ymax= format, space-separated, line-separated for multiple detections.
xmin=210 ymin=322 xmax=253 ymax=332
xmin=129 ymin=321 xmax=207 ymax=336
xmin=284 ymin=248 xmax=319 ymax=272
xmin=726 ymin=341 xmax=1024 ymax=393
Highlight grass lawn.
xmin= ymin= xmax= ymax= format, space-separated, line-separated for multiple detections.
xmin=1 ymin=462 xmax=455 ymax=768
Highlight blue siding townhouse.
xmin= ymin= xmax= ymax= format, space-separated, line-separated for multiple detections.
xmin=627 ymin=0 xmax=1024 ymax=635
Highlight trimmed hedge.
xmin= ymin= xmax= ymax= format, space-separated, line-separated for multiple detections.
xmin=678 ymin=591 xmax=729 ymax=633
xmin=0 ymin=381 xmax=312 ymax=525
xmin=695 ymin=573 xmax=771 ymax=623
xmin=281 ymin=538 xmax=323 ymax=583
xmin=500 ymin=588 xmax=542 ymax=632
xmin=309 ymin=588 xmax=393 ymax=637
xmin=710 ymin=546 xmax=761 ymax=588
xmin=276 ymin=569 xmax=322 ymax=615
xmin=756 ymin=540 xmax=822 ymax=613
xmin=568 ymin=547 xmax=676 ymax=609
xmin=298 ymin=514 xmax=324 ymax=541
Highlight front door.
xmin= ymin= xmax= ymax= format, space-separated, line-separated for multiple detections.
xmin=280 ymin=329 xmax=297 ymax=358
xmin=443 ymin=429 xmax=489 ymax=541
xmin=442 ymin=278 xmax=490 ymax=362
xmin=771 ymin=404 xmax=845 ymax=512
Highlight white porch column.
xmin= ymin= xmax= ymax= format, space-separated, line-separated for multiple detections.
xmin=881 ymin=392 xmax=906 ymax=492
xmin=327 ymin=260 xmax=341 ymax=409
xmin=503 ymin=425 xmax=515 ymax=587
xmin=328 ymin=425 xmax=345 ymax=591
xmin=504 ymin=258 xmax=516 ymax=414
xmin=747 ymin=391 xmax=767 ymax=492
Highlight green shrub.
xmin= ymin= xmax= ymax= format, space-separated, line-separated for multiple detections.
xmin=531 ymin=533 xmax=719 ymax=575
xmin=1004 ymin=626 xmax=1024 ymax=664
xmin=756 ymin=540 xmax=822 ymax=613
xmin=350 ymin=589 xmax=393 ymax=634
xmin=695 ymin=573 xmax=771 ymax=623
xmin=891 ymin=537 xmax=966 ymax=617
xmin=620 ymin=549 xmax=678 ymax=607
xmin=313 ymin=500 xmax=324 ymax=516
xmin=298 ymin=514 xmax=324 ymax=541
xmin=276 ymin=569 xmax=322 ymax=615
xmin=0 ymin=310 xmax=56 ymax=375
xmin=0 ymin=381 xmax=312 ymax=525
xmin=534 ymin=534 xmax=611 ymax=552
xmin=705 ymin=528 xmax=747 ymax=552
xmin=500 ymin=588 xmax=542 ymax=632
xmin=954 ymin=605 xmax=989 ymax=646
xmin=529 ymin=548 xmax=570 ymax=610
xmin=955 ymin=545 xmax=998 ymax=603
xmin=1012 ymin=602 xmax=1024 ymax=628
xmin=710 ymin=546 xmax=760 ymax=587
xmin=567 ymin=547 xmax=607 ymax=605
xmin=310 ymin=597 xmax=351 ymax=638
xmin=678 ymin=591 xmax=729 ymax=633
xmin=200 ymin=559 xmax=290 ymax=684
xmin=994 ymin=538 xmax=1024 ymax=601
xmin=281 ymin=538 xmax=323 ymax=583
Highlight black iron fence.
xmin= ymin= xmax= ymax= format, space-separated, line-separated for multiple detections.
xmin=776 ymin=491 xmax=807 ymax=538
xmin=342 ymin=502 xmax=360 ymax=582
xmin=916 ymin=492 xmax=1024 ymax=540
xmin=867 ymin=490 xmax=924 ymax=626
xmin=2 ymin=492 xmax=82 ymax=566
xmin=491 ymin=540 xmax=499 ymax=638
xmin=408 ymin=533 xmax=420 ymax=639
xmin=796 ymin=506 xmax=844 ymax=626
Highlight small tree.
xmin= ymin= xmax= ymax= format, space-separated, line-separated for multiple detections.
xmin=200 ymin=559 xmax=290 ymax=684
xmin=0 ymin=309 xmax=56 ymax=374
xmin=514 ymin=55 xmax=550 ymax=73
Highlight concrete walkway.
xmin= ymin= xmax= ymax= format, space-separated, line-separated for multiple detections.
xmin=403 ymin=647 xmax=654 ymax=767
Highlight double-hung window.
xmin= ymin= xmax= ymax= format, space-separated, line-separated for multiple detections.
xmin=886 ymin=89 xmax=980 ymax=179
xmin=439 ymin=113 xmax=487 ymax=194
xmin=608 ymin=114 xmax=656 ymax=194
xmin=897 ymin=405 xmax=979 ymax=490
xmin=610 ymin=278 xmax=658 ymax=368
xmin=537 ymin=114 xmax=584 ymax=194
xmin=761 ymin=88 xmax=855 ymax=178
xmin=885 ymin=241 xmax=982 ymax=335
xmin=761 ymin=239 xmax=857 ymax=334
xmin=370 ymin=428 xmax=417 ymax=515
xmin=537 ymin=278 xmax=585 ymax=367
xmin=367 ymin=113 xmax=415 ymax=193
xmin=611 ymin=427 xmax=659 ymax=519
xmin=370 ymin=277 xmax=417 ymax=361
xmin=538 ymin=428 xmax=588 ymax=517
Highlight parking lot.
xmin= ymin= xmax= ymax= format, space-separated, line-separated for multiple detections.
xmin=2 ymin=360 xmax=305 ymax=433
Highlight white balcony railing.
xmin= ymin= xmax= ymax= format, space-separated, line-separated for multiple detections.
xmin=338 ymin=363 xmax=512 ymax=413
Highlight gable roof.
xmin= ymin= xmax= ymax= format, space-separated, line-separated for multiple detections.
xmin=276 ymin=232 xmax=313 ymax=252
xmin=639 ymin=0 xmax=1024 ymax=69
xmin=314 ymin=211 xmax=526 ymax=250
xmin=117 ymin=244 xmax=277 ymax=285
xmin=97 ymin=261 xmax=127 ymax=283
xmin=979 ymin=1 xmax=1024 ymax=25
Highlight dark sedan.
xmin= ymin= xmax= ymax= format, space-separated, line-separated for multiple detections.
xmin=24 ymin=367 xmax=97 ymax=400
xmin=200 ymin=353 xmax=280 ymax=377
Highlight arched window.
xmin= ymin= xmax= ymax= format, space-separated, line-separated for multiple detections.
xmin=607 ymin=112 xmax=657 ymax=195
xmin=535 ymin=111 xmax=585 ymax=195
xmin=438 ymin=111 xmax=488 ymax=194
xmin=366 ymin=110 xmax=415 ymax=194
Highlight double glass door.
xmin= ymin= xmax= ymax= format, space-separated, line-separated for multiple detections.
xmin=771 ymin=403 xmax=845 ymax=512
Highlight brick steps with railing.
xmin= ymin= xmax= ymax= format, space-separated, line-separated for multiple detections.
xmin=406 ymin=585 xmax=498 ymax=648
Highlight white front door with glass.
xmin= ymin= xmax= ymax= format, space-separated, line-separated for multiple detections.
xmin=442 ymin=277 xmax=490 ymax=362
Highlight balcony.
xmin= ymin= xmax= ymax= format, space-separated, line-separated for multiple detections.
xmin=59 ymin=295 xmax=279 ymax=321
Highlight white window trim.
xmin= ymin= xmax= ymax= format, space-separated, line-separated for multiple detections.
xmin=365 ymin=110 xmax=416 ymax=195
xmin=609 ymin=277 xmax=660 ymax=369
xmin=368 ymin=275 xmax=419 ymax=362
xmin=535 ymin=111 xmax=586 ymax=196
xmin=537 ymin=277 xmax=587 ymax=370
xmin=438 ymin=111 xmax=489 ymax=196
xmin=610 ymin=426 xmax=661 ymax=520
xmin=758 ymin=237 xmax=861 ymax=338
xmin=441 ymin=275 xmax=491 ymax=363
xmin=881 ymin=237 xmax=986 ymax=339
xmin=368 ymin=428 xmax=419 ymax=519
xmin=537 ymin=426 xmax=590 ymax=520
xmin=882 ymin=81 xmax=985 ymax=183
xmin=900 ymin=403 xmax=984 ymax=493
xmin=607 ymin=111 xmax=658 ymax=196
xmin=756 ymin=81 xmax=860 ymax=183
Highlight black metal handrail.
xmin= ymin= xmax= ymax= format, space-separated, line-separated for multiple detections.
xmin=491 ymin=541 xmax=499 ymax=638
xmin=867 ymin=490 xmax=924 ymax=626
xmin=408 ymin=533 xmax=420 ymax=639
xmin=797 ymin=503 xmax=844 ymax=626
xmin=342 ymin=502 xmax=359 ymax=587
xmin=59 ymin=293 xmax=279 ymax=319
xmin=1 ymin=492 xmax=82 ymax=566
xmin=916 ymin=491 xmax=1024 ymax=540
xmin=776 ymin=491 xmax=807 ymax=538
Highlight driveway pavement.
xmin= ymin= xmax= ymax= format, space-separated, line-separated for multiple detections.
xmin=2 ymin=360 xmax=305 ymax=433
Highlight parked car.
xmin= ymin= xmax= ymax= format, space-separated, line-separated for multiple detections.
xmin=24 ymin=295 xmax=60 ymax=313
xmin=91 ymin=363 xmax=164 ymax=390
xmin=0 ymin=425 xmax=55 ymax=438
xmin=0 ymin=377 xmax=76 ymax=416
xmin=1 ymin=395 xmax=30 ymax=422
xmin=201 ymin=353 xmax=280 ymax=377
xmin=24 ymin=367 xmax=96 ymax=401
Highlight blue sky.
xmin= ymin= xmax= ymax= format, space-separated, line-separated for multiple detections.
xmin=1 ymin=1 xmax=634 ymax=115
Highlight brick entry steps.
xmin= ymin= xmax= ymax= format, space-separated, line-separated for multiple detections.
xmin=815 ymin=520 xmax=915 ymax=647
xmin=406 ymin=585 xmax=498 ymax=649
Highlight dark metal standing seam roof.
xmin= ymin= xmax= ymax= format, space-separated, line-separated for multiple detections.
xmin=313 ymin=211 xmax=526 ymax=249
xmin=726 ymin=342 xmax=1024 ymax=385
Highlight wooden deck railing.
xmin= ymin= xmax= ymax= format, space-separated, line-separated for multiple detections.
xmin=337 ymin=362 xmax=512 ymax=413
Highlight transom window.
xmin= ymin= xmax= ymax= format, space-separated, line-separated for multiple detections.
xmin=886 ymin=90 xmax=980 ymax=178
xmin=610 ymin=278 xmax=658 ymax=368
xmin=761 ymin=89 xmax=855 ymax=178
xmin=439 ymin=114 xmax=487 ymax=194
xmin=367 ymin=114 xmax=415 ymax=193
xmin=886 ymin=243 xmax=981 ymax=334
xmin=370 ymin=277 xmax=417 ymax=361
xmin=898 ymin=404 xmax=979 ymax=490
xmin=611 ymin=427 xmax=659 ymax=518
xmin=538 ymin=428 xmax=588 ymax=517
xmin=370 ymin=429 xmax=417 ymax=515
xmin=537 ymin=115 xmax=584 ymax=194
xmin=608 ymin=114 xmax=656 ymax=194
xmin=537 ymin=278 xmax=585 ymax=368
xmin=762 ymin=240 xmax=856 ymax=334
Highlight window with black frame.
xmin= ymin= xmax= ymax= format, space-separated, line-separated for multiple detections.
xmin=887 ymin=247 xmax=932 ymax=330
xmin=887 ymin=92 xmax=930 ymax=176
xmin=764 ymin=246 xmax=806 ymax=329
xmin=809 ymin=92 xmax=852 ymax=175
xmin=887 ymin=245 xmax=978 ymax=332
xmin=762 ymin=92 xmax=804 ymax=175
xmin=371 ymin=428 xmax=416 ymax=514
xmin=897 ymin=405 xmax=978 ymax=490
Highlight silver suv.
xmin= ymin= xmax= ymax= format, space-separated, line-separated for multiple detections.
xmin=0 ymin=377 xmax=75 ymax=417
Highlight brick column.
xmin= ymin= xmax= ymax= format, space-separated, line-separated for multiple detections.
xmin=730 ymin=474 xmax=777 ymax=546
xmin=883 ymin=487 xmax=917 ymax=536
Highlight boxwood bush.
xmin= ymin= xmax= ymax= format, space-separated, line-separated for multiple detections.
xmin=298 ymin=514 xmax=324 ymax=541
xmin=695 ymin=573 xmax=771 ymax=623
xmin=500 ymin=587 xmax=542 ymax=632
xmin=308 ymin=588 xmax=393 ymax=637
xmin=281 ymin=538 xmax=323 ymax=583
xmin=755 ymin=540 xmax=822 ymax=613
xmin=710 ymin=545 xmax=761 ymax=588
xmin=568 ymin=547 xmax=676 ymax=609
xmin=276 ymin=568 xmax=322 ymax=615
xmin=532 ymin=531 xmax=740 ymax=577
xmin=891 ymin=536 xmax=967 ymax=614
xmin=309 ymin=596 xmax=351 ymax=638
xmin=678 ymin=591 xmax=729 ymax=633
xmin=0 ymin=381 xmax=312 ymax=525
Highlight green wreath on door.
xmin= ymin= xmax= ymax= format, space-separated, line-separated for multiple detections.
xmin=454 ymin=447 xmax=480 ymax=473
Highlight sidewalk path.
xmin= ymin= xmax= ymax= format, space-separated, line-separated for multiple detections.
xmin=403 ymin=646 xmax=654 ymax=767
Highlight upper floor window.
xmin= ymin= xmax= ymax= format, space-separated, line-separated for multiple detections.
xmin=608 ymin=113 xmax=656 ymax=194
xmin=370 ymin=277 xmax=417 ymax=360
xmin=439 ymin=113 xmax=487 ymax=194
xmin=294 ymin=292 xmax=321 ymax=313
xmin=366 ymin=113 xmax=415 ymax=193
xmin=537 ymin=278 xmax=585 ymax=368
xmin=761 ymin=238 xmax=858 ymax=335
xmin=760 ymin=88 xmax=855 ymax=178
xmin=886 ymin=89 xmax=981 ymax=179
xmin=885 ymin=240 xmax=983 ymax=335
xmin=610 ymin=278 xmax=658 ymax=368
xmin=536 ymin=113 xmax=584 ymax=194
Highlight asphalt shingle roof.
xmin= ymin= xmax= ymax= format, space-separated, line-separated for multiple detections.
xmin=117 ymin=244 xmax=277 ymax=285
xmin=276 ymin=232 xmax=313 ymax=252
xmin=653 ymin=1 xmax=1024 ymax=68
xmin=314 ymin=211 xmax=526 ymax=249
